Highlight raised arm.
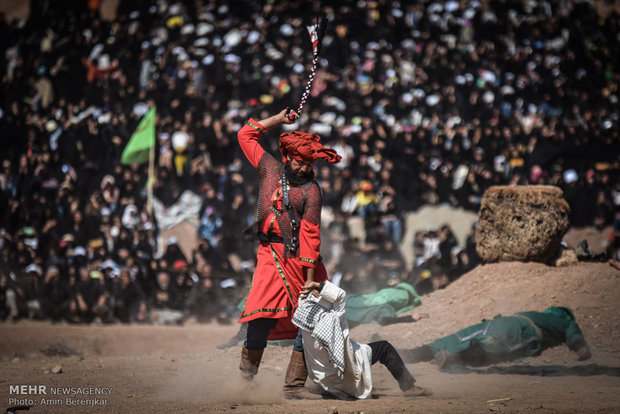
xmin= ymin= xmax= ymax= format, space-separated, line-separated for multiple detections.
xmin=237 ymin=108 xmax=299 ymax=168
xmin=257 ymin=108 xmax=299 ymax=131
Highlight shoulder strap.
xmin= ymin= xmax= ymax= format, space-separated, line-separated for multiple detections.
xmin=281 ymin=171 xmax=299 ymax=254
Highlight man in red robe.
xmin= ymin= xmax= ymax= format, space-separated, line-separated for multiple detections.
xmin=237 ymin=108 xmax=341 ymax=399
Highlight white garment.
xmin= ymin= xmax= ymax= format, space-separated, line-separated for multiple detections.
xmin=292 ymin=290 xmax=346 ymax=373
xmin=294 ymin=282 xmax=373 ymax=400
xmin=152 ymin=190 xmax=203 ymax=230
xmin=423 ymin=235 xmax=441 ymax=260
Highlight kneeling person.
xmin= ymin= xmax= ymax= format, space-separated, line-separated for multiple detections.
xmin=292 ymin=281 xmax=431 ymax=400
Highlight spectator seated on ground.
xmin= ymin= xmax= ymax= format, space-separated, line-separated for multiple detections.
xmin=110 ymin=267 xmax=144 ymax=323
xmin=151 ymin=270 xmax=186 ymax=325
xmin=40 ymin=266 xmax=73 ymax=323
xmin=72 ymin=266 xmax=109 ymax=323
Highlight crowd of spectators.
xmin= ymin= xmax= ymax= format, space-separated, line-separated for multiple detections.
xmin=1 ymin=0 xmax=619 ymax=324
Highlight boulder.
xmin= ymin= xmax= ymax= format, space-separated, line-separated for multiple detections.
xmin=475 ymin=185 xmax=570 ymax=263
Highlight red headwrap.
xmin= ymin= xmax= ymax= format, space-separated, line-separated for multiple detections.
xmin=279 ymin=131 xmax=342 ymax=164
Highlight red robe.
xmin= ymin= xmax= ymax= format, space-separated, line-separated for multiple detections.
xmin=237 ymin=119 xmax=328 ymax=339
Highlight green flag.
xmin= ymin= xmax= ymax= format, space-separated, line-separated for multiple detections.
xmin=121 ymin=107 xmax=156 ymax=165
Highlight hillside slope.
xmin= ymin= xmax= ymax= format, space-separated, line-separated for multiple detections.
xmin=355 ymin=261 xmax=620 ymax=360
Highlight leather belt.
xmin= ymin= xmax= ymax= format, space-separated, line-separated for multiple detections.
xmin=257 ymin=232 xmax=284 ymax=243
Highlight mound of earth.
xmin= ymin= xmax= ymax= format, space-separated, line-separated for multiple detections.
xmin=355 ymin=261 xmax=620 ymax=359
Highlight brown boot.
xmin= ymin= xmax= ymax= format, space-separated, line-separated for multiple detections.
xmin=283 ymin=350 xmax=322 ymax=400
xmin=403 ymin=385 xmax=433 ymax=397
xmin=239 ymin=346 xmax=264 ymax=380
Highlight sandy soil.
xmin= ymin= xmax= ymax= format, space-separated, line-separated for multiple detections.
xmin=1 ymin=260 xmax=619 ymax=413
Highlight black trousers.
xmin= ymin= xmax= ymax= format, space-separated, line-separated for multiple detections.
xmin=245 ymin=318 xmax=278 ymax=350
xmin=245 ymin=318 xmax=305 ymax=352
xmin=369 ymin=340 xmax=416 ymax=391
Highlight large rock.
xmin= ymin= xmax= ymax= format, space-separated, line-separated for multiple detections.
xmin=475 ymin=185 xmax=570 ymax=263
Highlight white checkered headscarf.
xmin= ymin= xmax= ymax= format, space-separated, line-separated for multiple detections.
xmin=292 ymin=297 xmax=345 ymax=373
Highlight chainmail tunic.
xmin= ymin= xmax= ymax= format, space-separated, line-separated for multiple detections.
xmin=244 ymin=154 xmax=322 ymax=259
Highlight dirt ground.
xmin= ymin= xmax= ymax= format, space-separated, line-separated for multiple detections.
xmin=2 ymin=0 xmax=619 ymax=411
xmin=1 ymin=260 xmax=619 ymax=413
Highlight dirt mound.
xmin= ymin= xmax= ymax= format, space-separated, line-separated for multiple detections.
xmin=356 ymin=261 xmax=620 ymax=358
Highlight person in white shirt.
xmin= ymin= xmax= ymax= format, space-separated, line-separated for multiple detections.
xmin=292 ymin=280 xmax=431 ymax=400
